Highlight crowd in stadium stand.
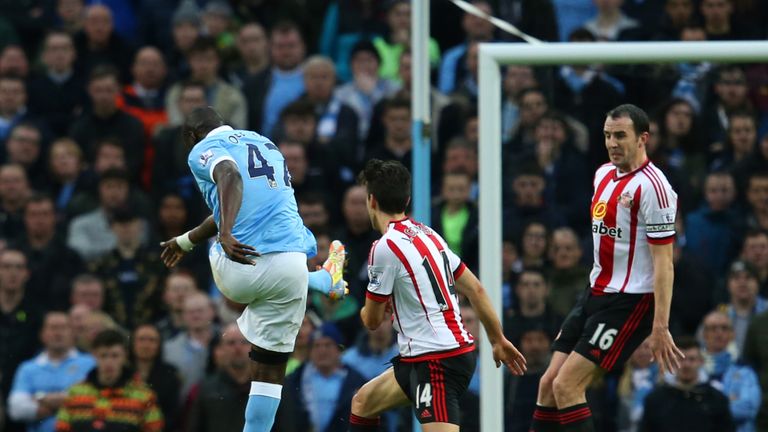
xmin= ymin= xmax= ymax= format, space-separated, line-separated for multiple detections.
xmin=0 ymin=0 xmax=767 ymax=431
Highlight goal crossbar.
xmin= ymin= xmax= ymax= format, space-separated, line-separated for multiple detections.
xmin=478 ymin=40 xmax=768 ymax=432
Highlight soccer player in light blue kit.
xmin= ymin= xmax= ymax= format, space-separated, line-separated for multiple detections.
xmin=159 ymin=107 xmax=346 ymax=432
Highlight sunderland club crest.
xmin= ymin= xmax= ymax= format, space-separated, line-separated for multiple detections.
xmin=618 ymin=191 xmax=634 ymax=208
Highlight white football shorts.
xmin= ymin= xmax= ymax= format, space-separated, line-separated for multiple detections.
xmin=209 ymin=244 xmax=308 ymax=353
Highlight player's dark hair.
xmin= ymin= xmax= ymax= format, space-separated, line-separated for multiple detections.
xmin=92 ymin=328 xmax=128 ymax=351
xmin=184 ymin=107 xmax=224 ymax=139
xmin=358 ymin=159 xmax=411 ymax=214
xmin=675 ymin=335 xmax=700 ymax=352
xmin=606 ymin=104 xmax=650 ymax=136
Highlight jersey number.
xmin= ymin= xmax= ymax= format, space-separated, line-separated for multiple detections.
xmin=246 ymin=143 xmax=291 ymax=188
xmin=588 ymin=323 xmax=618 ymax=350
xmin=421 ymin=251 xmax=456 ymax=312
xmin=415 ymin=383 xmax=432 ymax=408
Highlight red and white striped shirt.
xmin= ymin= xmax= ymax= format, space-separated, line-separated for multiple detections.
xmin=589 ymin=160 xmax=677 ymax=294
xmin=366 ymin=218 xmax=475 ymax=361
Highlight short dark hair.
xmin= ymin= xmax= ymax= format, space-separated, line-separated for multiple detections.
xmin=383 ymin=96 xmax=411 ymax=115
xmin=24 ymin=192 xmax=54 ymax=210
xmin=180 ymin=80 xmax=207 ymax=94
xmin=606 ymin=104 xmax=650 ymax=136
xmin=270 ymin=20 xmax=303 ymax=40
xmin=280 ymin=99 xmax=316 ymax=122
xmin=89 ymin=64 xmax=120 ymax=83
xmin=675 ymin=335 xmax=700 ymax=351
xmin=188 ymin=36 xmax=219 ymax=57
xmin=92 ymin=328 xmax=127 ymax=351
xmin=99 ymin=167 xmax=130 ymax=184
xmin=358 ymin=159 xmax=411 ymax=214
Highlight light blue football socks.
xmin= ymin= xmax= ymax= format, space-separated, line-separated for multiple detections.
xmin=244 ymin=382 xmax=282 ymax=432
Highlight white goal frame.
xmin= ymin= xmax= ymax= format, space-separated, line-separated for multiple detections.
xmin=477 ymin=40 xmax=768 ymax=432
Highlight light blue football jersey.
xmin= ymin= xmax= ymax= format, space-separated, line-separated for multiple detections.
xmin=187 ymin=125 xmax=317 ymax=257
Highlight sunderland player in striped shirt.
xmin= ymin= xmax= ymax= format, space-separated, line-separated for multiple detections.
xmin=529 ymin=104 xmax=686 ymax=432
xmin=347 ymin=159 xmax=526 ymax=432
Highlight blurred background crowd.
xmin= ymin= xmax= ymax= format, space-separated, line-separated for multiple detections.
xmin=0 ymin=0 xmax=768 ymax=431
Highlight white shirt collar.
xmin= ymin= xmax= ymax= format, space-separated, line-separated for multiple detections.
xmin=206 ymin=125 xmax=234 ymax=138
xmin=35 ymin=349 xmax=78 ymax=365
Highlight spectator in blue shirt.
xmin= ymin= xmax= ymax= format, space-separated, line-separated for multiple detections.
xmin=702 ymin=311 xmax=761 ymax=432
xmin=7 ymin=311 xmax=95 ymax=432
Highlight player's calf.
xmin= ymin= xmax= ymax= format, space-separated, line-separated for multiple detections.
xmin=244 ymin=347 xmax=291 ymax=432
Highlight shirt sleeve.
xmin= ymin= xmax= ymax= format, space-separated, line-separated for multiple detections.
xmin=366 ymin=240 xmax=400 ymax=303
xmin=641 ymin=175 xmax=678 ymax=245
xmin=8 ymin=364 xmax=38 ymax=422
xmin=187 ymin=139 xmax=237 ymax=184
xmin=429 ymin=230 xmax=467 ymax=279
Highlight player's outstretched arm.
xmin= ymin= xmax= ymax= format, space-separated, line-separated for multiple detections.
xmin=160 ymin=216 xmax=219 ymax=267
xmin=455 ymin=268 xmax=526 ymax=375
xmin=213 ymin=160 xmax=259 ymax=265
xmin=647 ymin=242 xmax=685 ymax=374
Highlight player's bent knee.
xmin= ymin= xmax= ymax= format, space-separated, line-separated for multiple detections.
xmin=351 ymin=389 xmax=369 ymax=416
xmin=552 ymin=373 xmax=575 ymax=399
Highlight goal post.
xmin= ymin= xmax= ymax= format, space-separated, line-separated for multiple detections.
xmin=477 ymin=40 xmax=768 ymax=432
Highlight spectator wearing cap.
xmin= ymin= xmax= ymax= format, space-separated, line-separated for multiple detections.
xmin=90 ymin=206 xmax=164 ymax=328
xmin=335 ymin=40 xmax=399 ymax=142
xmin=165 ymin=36 xmax=247 ymax=128
xmin=67 ymin=168 xmax=149 ymax=263
xmin=165 ymin=1 xmax=201 ymax=80
xmin=72 ymin=4 xmax=134 ymax=82
xmin=69 ymin=65 xmax=145 ymax=176
xmin=201 ymin=1 xmax=236 ymax=62
xmin=700 ymin=311 xmax=761 ymax=432
xmin=276 ymin=322 xmax=367 ymax=432
xmin=372 ymin=0 xmax=440 ymax=82
xmin=243 ymin=20 xmax=307 ymax=136
xmin=718 ymin=259 xmax=768 ymax=355
xmin=14 ymin=194 xmax=84 ymax=311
